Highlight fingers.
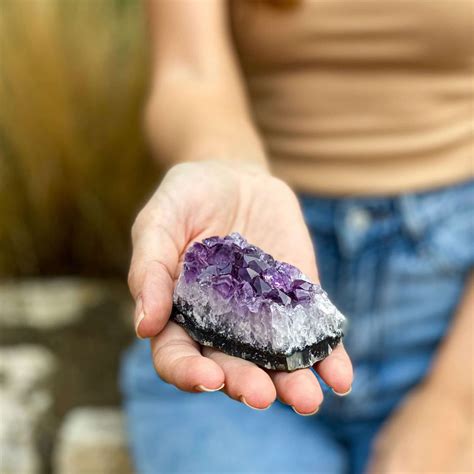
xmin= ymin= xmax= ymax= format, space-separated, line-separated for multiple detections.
xmin=152 ymin=323 xmax=352 ymax=415
xmin=202 ymin=347 xmax=277 ymax=410
xmin=314 ymin=343 xmax=353 ymax=395
xmin=269 ymin=368 xmax=323 ymax=415
xmin=129 ymin=209 xmax=181 ymax=338
xmin=151 ymin=322 xmax=225 ymax=392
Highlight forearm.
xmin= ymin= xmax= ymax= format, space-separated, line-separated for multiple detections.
xmin=425 ymin=272 xmax=473 ymax=409
xmin=145 ymin=0 xmax=267 ymax=169
xmin=146 ymin=78 xmax=267 ymax=168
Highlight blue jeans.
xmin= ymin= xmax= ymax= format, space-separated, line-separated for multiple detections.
xmin=120 ymin=180 xmax=474 ymax=474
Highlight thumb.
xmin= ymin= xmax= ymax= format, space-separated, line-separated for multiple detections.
xmin=128 ymin=211 xmax=181 ymax=338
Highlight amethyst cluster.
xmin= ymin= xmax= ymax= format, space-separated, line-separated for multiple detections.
xmin=172 ymin=233 xmax=345 ymax=371
xmin=183 ymin=233 xmax=317 ymax=312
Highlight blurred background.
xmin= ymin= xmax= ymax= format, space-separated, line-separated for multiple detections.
xmin=2 ymin=1 xmax=472 ymax=473
xmin=0 ymin=0 xmax=153 ymax=472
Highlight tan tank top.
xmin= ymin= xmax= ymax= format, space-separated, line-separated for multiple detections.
xmin=230 ymin=0 xmax=474 ymax=195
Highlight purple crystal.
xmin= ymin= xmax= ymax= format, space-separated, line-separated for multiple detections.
xmin=173 ymin=232 xmax=345 ymax=371
xmin=267 ymin=288 xmax=292 ymax=306
xmin=191 ymin=242 xmax=209 ymax=263
xmin=208 ymin=244 xmax=233 ymax=267
xmin=181 ymin=232 xmax=322 ymax=309
xmin=292 ymin=289 xmax=312 ymax=304
xmin=262 ymin=268 xmax=287 ymax=290
xmin=248 ymin=258 xmax=270 ymax=273
xmin=202 ymin=236 xmax=221 ymax=247
xmin=292 ymin=279 xmax=314 ymax=291
xmin=235 ymin=281 xmax=262 ymax=313
xmin=277 ymin=262 xmax=301 ymax=282
xmin=212 ymin=274 xmax=236 ymax=300
xmin=252 ymin=276 xmax=272 ymax=296
xmin=200 ymin=265 xmax=218 ymax=278
xmin=238 ymin=267 xmax=259 ymax=283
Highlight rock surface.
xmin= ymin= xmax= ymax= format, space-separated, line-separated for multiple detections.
xmin=0 ymin=278 xmax=135 ymax=473
xmin=0 ymin=345 xmax=56 ymax=474
xmin=0 ymin=278 xmax=133 ymax=414
xmin=54 ymin=407 xmax=133 ymax=474
xmin=0 ymin=279 xmax=122 ymax=329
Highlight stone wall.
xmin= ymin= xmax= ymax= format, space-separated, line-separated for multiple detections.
xmin=0 ymin=279 xmax=135 ymax=473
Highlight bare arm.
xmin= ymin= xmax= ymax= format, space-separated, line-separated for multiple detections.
xmin=145 ymin=0 xmax=267 ymax=167
xmin=428 ymin=273 xmax=473 ymax=405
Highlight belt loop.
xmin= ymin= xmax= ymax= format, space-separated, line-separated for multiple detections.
xmin=398 ymin=194 xmax=424 ymax=240
xmin=335 ymin=202 xmax=371 ymax=257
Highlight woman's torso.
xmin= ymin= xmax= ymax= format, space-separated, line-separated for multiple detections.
xmin=230 ymin=0 xmax=474 ymax=195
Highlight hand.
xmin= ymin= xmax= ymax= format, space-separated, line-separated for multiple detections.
xmin=368 ymin=384 xmax=473 ymax=473
xmin=128 ymin=160 xmax=353 ymax=414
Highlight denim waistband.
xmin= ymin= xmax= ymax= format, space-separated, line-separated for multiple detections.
xmin=300 ymin=179 xmax=474 ymax=257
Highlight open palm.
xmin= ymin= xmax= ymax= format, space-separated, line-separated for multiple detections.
xmin=128 ymin=161 xmax=353 ymax=414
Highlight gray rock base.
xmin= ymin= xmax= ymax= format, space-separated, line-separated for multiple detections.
xmin=172 ymin=303 xmax=342 ymax=371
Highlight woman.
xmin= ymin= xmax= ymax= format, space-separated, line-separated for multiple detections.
xmin=121 ymin=1 xmax=473 ymax=473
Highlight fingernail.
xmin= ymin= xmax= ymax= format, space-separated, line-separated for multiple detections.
xmin=134 ymin=297 xmax=145 ymax=339
xmin=195 ymin=383 xmax=225 ymax=393
xmin=292 ymin=405 xmax=320 ymax=416
xmin=239 ymin=396 xmax=272 ymax=411
xmin=332 ymin=386 xmax=352 ymax=397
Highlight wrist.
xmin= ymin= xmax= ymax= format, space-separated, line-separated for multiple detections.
xmin=201 ymin=157 xmax=270 ymax=175
xmin=166 ymin=159 xmax=271 ymax=184
xmin=146 ymin=99 xmax=269 ymax=172
xmin=177 ymin=136 xmax=270 ymax=172
xmin=166 ymin=149 xmax=271 ymax=175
